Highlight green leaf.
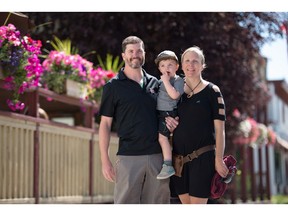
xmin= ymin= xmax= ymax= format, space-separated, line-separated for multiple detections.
xmin=96 ymin=53 xmax=124 ymax=73
xmin=50 ymin=36 xmax=79 ymax=55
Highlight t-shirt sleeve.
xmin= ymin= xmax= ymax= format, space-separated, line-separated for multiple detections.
xmin=99 ymin=82 xmax=114 ymax=117
xmin=174 ymin=77 xmax=185 ymax=95
xmin=210 ymin=84 xmax=226 ymax=121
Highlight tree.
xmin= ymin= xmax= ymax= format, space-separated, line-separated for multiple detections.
xmin=24 ymin=12 xmax=286 ymax=152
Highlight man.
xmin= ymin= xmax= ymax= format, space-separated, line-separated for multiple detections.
xmin=99 ymin=36 xmax=172 ymax=204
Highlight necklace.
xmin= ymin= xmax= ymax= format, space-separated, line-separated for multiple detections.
xmin=186 ymin=80 xmax=202 ymax=98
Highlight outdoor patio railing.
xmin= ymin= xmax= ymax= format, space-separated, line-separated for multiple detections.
xmin=0 ymin=114 xmax=117 ymax=204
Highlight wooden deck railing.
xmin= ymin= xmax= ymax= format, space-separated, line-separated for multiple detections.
xmin=1 ymin=111 xmax=277 ymax=204
xmin=0 ymin=115 xmax=35 ymax=203
xmin=0 ymin=113 xmax=118 ymax=203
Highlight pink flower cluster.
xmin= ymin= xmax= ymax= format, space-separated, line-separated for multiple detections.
xmin=234 ymin=117 xmax=260 ymax=145
xmin=89 ymin=67 xmax=115 ymax=89
xmin=42 ymin=50 xmax=116 ymax=102
xmin=0 ymin=24 xmax=43 ymax=111
xmin=85 ymin=67 xmax=115 ymax=102
xmin=233 ymin=113 xmax=278 ymax=146
xmin=247 ymin=117 xmax=260 ymax=143
xmin=42 ymin=51 xmax=92 ymax=83
xmin=0 ymin=24 xmax=20 ymax=46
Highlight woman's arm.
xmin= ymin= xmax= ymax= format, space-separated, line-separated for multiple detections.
xmin=214 ymin=119 xmax=229 ymax=178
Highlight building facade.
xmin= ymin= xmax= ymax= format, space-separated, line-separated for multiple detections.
xmin=267 ymin=80 xmax=288 ymax=195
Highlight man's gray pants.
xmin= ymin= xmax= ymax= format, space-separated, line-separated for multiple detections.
xmin=114 ymin=153 xmax=170 ymax=204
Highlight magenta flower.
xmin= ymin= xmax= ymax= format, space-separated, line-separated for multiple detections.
xmin=86 ymin=67 xmax=116 ymax=102
xmin=41 ymin=49 xmax=113 ymax=103
xmin=7 ymin=99 xmax=25 ymax=111
xmin=0 ymin=24 xmax=43 ymax=111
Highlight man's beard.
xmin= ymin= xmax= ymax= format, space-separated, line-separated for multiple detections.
xmin=127 ymin=57 xmax=145 ymax=69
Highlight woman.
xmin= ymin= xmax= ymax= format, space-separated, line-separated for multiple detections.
xmin=169 ymin=46 xmax=229 ymax=204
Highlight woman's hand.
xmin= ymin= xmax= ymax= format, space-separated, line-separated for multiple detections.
xmin=215 ymin=157 xmax=229 ymax=178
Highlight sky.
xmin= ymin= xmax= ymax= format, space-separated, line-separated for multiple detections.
xmin=261 ymin=36 xmax=288 ymax=82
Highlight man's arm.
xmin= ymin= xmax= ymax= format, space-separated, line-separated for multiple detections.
xmin=99 ymin=115 xmax=115 ymax=182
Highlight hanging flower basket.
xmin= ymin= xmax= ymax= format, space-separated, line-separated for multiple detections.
xmin=255 ymin=123 xmax=268 ymax=146
xmin=0 ymin=23 xmax=43 ymax=111
xmin=233 ymin=117 xmax=260 ymax=146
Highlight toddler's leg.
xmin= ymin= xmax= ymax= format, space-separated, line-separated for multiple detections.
xmin=157 ymin=133 xmax=175 ymax=180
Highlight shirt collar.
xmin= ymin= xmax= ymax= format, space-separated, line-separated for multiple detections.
xmin=118 ymin=67 xmax=148 ymax=81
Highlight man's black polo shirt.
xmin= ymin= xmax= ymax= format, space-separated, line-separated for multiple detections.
xmin=99 ymin=68 xmax=162 ymax=156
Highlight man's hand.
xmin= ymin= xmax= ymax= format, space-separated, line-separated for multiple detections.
xmin=102 ymin=159 xmax=115 ymax=182
xmin=165 ymin=116 xmax=179 ymax=132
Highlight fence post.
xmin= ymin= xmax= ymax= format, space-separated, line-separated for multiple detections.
xmin=241 ymin=144 xmax=247 ymax=203
xmin=258 ymin=146 xmax=264 ymax=201
xmin=249 ymin=146 xmax=257 ymax=201
xmin=89 ymin=135 xmax=94 ymax=203
xmin=265 ymin=145 xmax=271 ymax=200
xmin=33 ymin=123 xmax=40 ymax=204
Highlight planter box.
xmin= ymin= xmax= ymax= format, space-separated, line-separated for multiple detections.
xmin=66 ymin=79 xmax=88 ymax=99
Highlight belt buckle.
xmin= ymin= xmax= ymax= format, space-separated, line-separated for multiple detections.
xmin=193 ymin=150 xmax=199 ymax=159
xmin=188 ymin=150 xmax=198 ymax=161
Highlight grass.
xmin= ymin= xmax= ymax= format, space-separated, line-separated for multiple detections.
xmin=271 ymin=195 xmax=288 ymax=204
